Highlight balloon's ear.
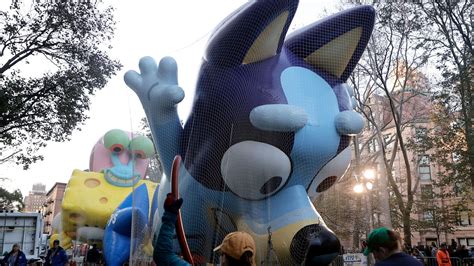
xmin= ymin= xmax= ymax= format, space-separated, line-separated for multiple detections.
xmin=285 ymin=6 xmax=375 ymax=81
xmin=204 ymin=0 xmax=298 ymax=66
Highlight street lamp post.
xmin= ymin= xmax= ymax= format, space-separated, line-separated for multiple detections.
xmin=354 ymin=168 xmax=376 ymax=266
xmin=354 ymin=168 xmax=375 ymax=233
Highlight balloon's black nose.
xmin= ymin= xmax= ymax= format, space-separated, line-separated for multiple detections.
xmin=290 ymin=224 xmax=341 ymax=266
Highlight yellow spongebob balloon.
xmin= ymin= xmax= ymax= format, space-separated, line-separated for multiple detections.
xmin=51 ymin=129 xmax=158 ymax=250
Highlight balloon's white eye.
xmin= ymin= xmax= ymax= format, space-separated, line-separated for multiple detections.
xmin=221 ymin=141 xmax=291 ymax=200
xmin=307 ymin=147 xmax=351 ymax=200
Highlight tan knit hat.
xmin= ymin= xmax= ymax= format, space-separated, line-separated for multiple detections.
xmin=213 ymin=232 xmax=256 ymax=265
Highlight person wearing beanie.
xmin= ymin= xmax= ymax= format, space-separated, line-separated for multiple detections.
xmin=363 ymin=227 xmax=422 ymax=266
xmin=153 ymin=193 xmax=256 ymax=266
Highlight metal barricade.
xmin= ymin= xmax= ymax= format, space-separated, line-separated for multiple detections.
xmin=330 ymin=255 xmax=474 ymax=266
xmin=461 ymin=257 xmax=474 ymax=266
xmin=329 ymin=255 xmax=344 ymax=266
xmin=420 ymin=257 xmax=437 ymax=266
xmin=450 ymin=257 xmax=462 ymax=266
xmin=420 ymin=257 xmax=466 ymax=266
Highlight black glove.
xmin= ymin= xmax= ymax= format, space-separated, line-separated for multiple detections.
xmin=164 ymin=193 xmax=183 ymax=214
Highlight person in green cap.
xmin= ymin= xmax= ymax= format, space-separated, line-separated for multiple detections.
xmin=363 ymin=227 xmax=422 ymax=266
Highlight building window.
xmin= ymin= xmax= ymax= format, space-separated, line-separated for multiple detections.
xmin=423 ymin=210 xmax=433 ymax=221
xmin=426 ymin=238 xmax=438 ymax=246
xmin=458 ymin=212 xmax=472 ymax=226
xmin=415 ymin=127 xmax=427 ymax=143
xmin=453 ymin=182 xmax=463 ymax=196
xmin=469 ymin=239 xmax=474 ymax=247
xmin=368 ymin=139 xmax=379 ymax=153
xmin=419 ymin=165 xmax=431 ymax=180
xmin=418 ymin=155 xmax=431 ymax=180
xmin=420 ymin=185 xmax=433 ymax=199
xmin=458 ymin=238 xmax=474 ymax=247
xmin=451 ymin=152 xmax=461 ymax=163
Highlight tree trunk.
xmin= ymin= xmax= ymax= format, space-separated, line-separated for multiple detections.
xmin=466 ymin=116 xmax=474 ymax=187
xmin=353 ymin=195 xmax=363 ymax=251
xmin=377 ymin=161 xmax=393 ymax=228
xmin=402 ymin=211 xmax=412 ymax=247
xmin=436 ymin=231 xmax=440 ymax=246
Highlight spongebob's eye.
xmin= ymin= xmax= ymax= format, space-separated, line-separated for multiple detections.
xmin=104 ymin=129 xmax=130 ymax=154
xmin=129 ymin=136 xmax=155 ymax=159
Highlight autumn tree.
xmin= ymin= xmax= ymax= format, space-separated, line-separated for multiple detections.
xmin=349 ymin=1 xmax=434 ymax=246
xmin=408 ymin=102 xmax=473 ymax=243
xmin=0 ymin=1 xmax=121 ymax=169
xmin=413 ymin=189 xmax=470 ymax=245
xmin=416 ymin=0 xmax=473 ymax=188
xmin=393 ymin=0 xmax=474 ymax=243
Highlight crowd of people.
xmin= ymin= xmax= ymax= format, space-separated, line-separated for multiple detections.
xmin=362 ymin=227 xmax=474 ymax=266
xmin=403 ymin=239 xmax=474 ymax=263
xmin=154 ymin=195 xmax=474 ymax=266
xmin=0 ymin=240 xmax=103 ymax=266
xmin=1 ymin=200 xmax=472 ymax=266
xmin=0 ymin=240 xmax=69 ymax=266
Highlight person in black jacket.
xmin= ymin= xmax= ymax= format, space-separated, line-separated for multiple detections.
xmin=86 ymin=244 xmax=101 ymax=266
xmin=1 ymin=244 xmax=27 ymax=266
xmin=44 ymin=240 xmax=68 ymax=266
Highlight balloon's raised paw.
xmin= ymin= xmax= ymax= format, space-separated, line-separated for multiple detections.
xmin=124 ymin=56 xmax=184 ymax=109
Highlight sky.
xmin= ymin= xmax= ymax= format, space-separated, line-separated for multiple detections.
xmin=1 ymin=0 xmax=339 ymax=195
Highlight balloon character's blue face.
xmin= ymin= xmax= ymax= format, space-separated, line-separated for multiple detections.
xmin=125 ymin=0 xmax=374 ymax=264
xmin=179 ymin=1 xmax=373 ymax=200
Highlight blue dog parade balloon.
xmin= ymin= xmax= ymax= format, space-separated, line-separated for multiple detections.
xmin=125 ymin=0 xmax=374 ymax=264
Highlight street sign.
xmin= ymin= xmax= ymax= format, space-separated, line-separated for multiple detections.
xmin=343 ymin=253 xmax=368 ymax=266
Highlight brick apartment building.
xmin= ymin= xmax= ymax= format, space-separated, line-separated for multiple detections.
xmin=360 ymin=93 xmax=474 ymax=248
xmin=320 ymin=91 xmax=473 ymax=251
xmin=42 ymin=182 xmax=67 ymax=234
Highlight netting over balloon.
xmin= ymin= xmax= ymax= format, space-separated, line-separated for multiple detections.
xmin=124 ymin=0 xmax=375 ymax=265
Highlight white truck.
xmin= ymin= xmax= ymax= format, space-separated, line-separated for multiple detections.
xmin=0 ymin=211 xmax=46 ymax=262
